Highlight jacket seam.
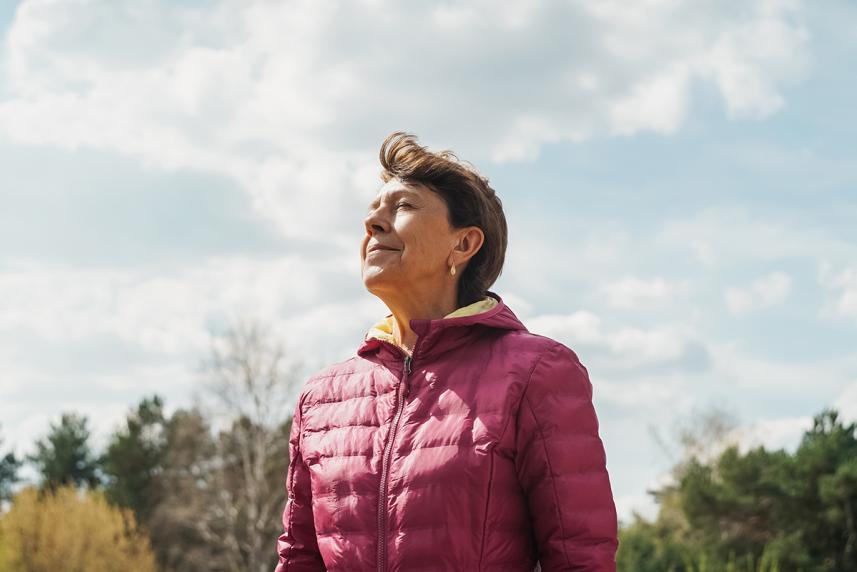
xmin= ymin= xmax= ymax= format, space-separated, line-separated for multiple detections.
xmin=311 ymin=367 xmax=361 ymax=380
xmin=478 ymin=448 xmax=496 ymax=570
xmin=522 ymin=342 xmax=573 ymax=570
xmin=501 ymin=343 xmax=555 ymax=567
xmin=310 ymin=392 xmax=378 ymax=406
xmin=499 ymin=343 xmax=552 ymax=448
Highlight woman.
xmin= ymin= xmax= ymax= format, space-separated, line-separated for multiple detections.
xmin=275 ymin=133 xmax=618 ymax=571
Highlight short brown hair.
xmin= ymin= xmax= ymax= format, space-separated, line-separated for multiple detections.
xmin=379 ymin=131 xmax=508 ymax=307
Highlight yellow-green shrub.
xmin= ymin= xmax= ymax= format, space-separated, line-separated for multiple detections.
xmin=0 ymin=485 xmax=157 ymax=572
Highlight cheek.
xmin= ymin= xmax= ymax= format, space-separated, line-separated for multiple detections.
xmin=399 ymin=222 xmax=424 ymax=254
xmin=402 ymin=222 xmax=449 ymax=264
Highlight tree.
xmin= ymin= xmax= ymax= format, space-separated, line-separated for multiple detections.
xmin=98 ymin=396 xmax=232 ymax=571
xmin=27 ymin=412 xmax=100 ymax=491
xmin=100 ymin=395 xmax=168 ymax=525
xmin=0 ymin=485 xmax=158 ymax=572
xmin=206 ymin=414 xmax=292 ymax=571
xmin=618 ymin=406 xmax=857 ymax=572
xmin=98 ymin=387 xmax=295 ymax=572
xmin=790 ymin=408 xmax=857 ymax=570
xmin=192 ymin=318 xmax=301 ymax=572
xmin=648 ymin=403 xmax=741 ymax=483
xmin=618 ymin=512 xmax=694 ymax=572
xmin=35 ymin=320 xmax=305 ymax=572
xmin=0 ymin=426 xmax=21 ymax=502
xmin=146 ymin=407 xmax=225 ymax=572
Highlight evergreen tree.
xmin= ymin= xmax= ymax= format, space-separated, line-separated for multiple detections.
xmin=27 ymin=412 xmax=100 ymax=491
xmin=618 ymin=407 xmax=857 ymax=572
xmin=100 ymin=395 xmax=167 ymax=525
xmin=792 ymin=409 xmax=857 ymax=570
xmin=0 ymin=426 xmax=22 ymax=502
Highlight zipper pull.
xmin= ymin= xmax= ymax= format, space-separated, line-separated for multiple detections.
xmin=402 ymin=355 xmax=413 ymax=398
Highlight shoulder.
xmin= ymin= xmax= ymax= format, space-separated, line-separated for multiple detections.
xmin=295 ymin=355 xmax=379 ymax=411
xmin=496 ymin=329 xmax=585 ymax=372
xmin=511 ymin=333 xmax=592 ymax=400
xmin=486 ymin=329 xmax=592 ymax=406
xmin=512 ymin=337 xmax=600 ymax=440
xmin=305 ymin=355 xmax=365 ymax=383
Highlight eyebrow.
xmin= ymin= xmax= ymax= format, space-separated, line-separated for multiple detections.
xmin=367 ymin=189 xmax=419 ymax=211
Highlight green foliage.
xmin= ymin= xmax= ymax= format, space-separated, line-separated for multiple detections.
xmin=0 ymin=427 xmax=22 ymax=502
xmin=3 ymin=320 xmax=300 ymax=571
xmin=618 ymin=512 xmax=693 ymax=572
xmin=618 ymin=407 xmax=857 ymax=572
xmin=146 ymin=407 xmax=222 ymax=572
xmin=100 ymin=395 xmax=168 ymax=525
xmin=26 ymin=413 xmax=100 ymax=491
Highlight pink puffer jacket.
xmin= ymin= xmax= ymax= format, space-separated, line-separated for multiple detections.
xmin=275 ymin=291 xmax=618 ymax=571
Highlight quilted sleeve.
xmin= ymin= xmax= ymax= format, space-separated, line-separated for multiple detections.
xmin=274 ymin=393 xmax=326 ymax=572
xmin=514 ymin=342 xmax=619 ymax=571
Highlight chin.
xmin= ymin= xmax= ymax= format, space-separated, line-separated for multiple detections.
xmin=361 ymin=270 xmax=384 ymax=291
xmin=362 ymin=271 xmax=395 ymax=297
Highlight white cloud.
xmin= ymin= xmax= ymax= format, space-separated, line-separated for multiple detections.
xmin=528 ymin=310 xmax=604 ymax=345
xmin=0 ymin=0 xmax=810 ymax=242
xmin=819 ymin=262 xmax=857 ymax=322
xmin=609 ymin=64 xmax=691 ymax=135
xmin=733 ymin=415 xmax=813 ymax=453
xmin=1 ymin=347 xmax=185 ymax=411
xmin=601 ymin=276 xmax=692 ymax=308
xmin=0 ymin=252 xmax=366 ymax=365
xmin=0 ymin=254 xmax=382 ymax=455
xmin=596 ymin=376 xmax=691 ymax=411
xmin=707 ymin=340 xmax=857 ymax=395
xmin=527 ymin=309 xmax=707 ymax=372
xmin=834 ymin=380 xmax=857 ymax=422
xmin=492 ymin=290 xmax=535 ymax=319
xmin=657 ymin=207 xmax=854 ymax=268
xmin=614 ymin=469 xmax=677 ymax=524
xmin=614 ymin=491 xmax=659 ymax=525
xmin=724 ymin=271 xmax=792 ymax=315
xmin=609 ymin=326 xmax=691 ymax=363
xmin=502 ymin=224 xmax=637 ymax=303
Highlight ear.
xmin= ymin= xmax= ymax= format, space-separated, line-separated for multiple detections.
xmin=452 ymin=226 xmax=484 ymax=265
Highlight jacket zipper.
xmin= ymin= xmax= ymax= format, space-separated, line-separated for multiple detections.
xmin=377 ymin=348 xmax=413 ymax=572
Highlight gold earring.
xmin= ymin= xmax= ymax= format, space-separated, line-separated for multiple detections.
xmin=449 ymin=262 xmax=456 ymax=276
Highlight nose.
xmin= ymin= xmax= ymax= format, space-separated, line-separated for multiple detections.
xmin=363 ymin=207 xmax=389 ymax=237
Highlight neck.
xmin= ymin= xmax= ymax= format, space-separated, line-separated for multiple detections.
xmin=383 ymin=287 xmax=459 ymax=353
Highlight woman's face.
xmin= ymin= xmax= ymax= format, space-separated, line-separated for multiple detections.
xmin=361 ymin=178 xmax=458 ymax=298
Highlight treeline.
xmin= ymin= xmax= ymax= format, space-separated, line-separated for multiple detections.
xmin=618 ymin=408 xmax=857 ymax=572
xmin=0 ymin=321 xmax=301 ymax=572
xmin=2 ymin=321 xmax=856 ymax=571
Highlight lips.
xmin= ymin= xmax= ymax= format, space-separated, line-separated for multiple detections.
xmin=367 ymin=244 xmax=399 ymax=254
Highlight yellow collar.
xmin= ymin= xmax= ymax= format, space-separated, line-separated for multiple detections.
xmin=365 ymin=296 xmax=499 ymax=351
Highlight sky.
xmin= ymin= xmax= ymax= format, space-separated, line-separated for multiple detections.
xmin=1 ymin=0 xmax=856 ymax=524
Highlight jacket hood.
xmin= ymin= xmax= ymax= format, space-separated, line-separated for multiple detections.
xmin=357 ymin=290 xmax=528 ymax=359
